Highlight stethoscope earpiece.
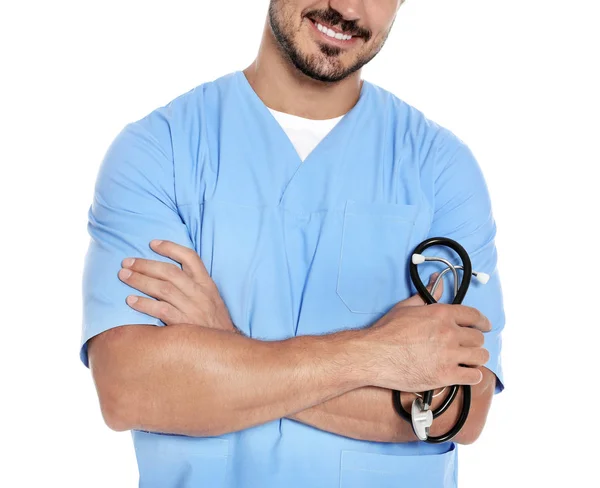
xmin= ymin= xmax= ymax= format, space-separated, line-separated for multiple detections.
xmin=474 ymin=272 xmax=490 ymax=284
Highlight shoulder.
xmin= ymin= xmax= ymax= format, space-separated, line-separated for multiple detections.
xmin=121 ymin=71 xmax=239 ymax=159
xmin=365 ymin=79 xmax=470 ymax=165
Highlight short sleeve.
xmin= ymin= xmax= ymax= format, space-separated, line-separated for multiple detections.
xmin=80 ymin=122 xmax=194 ymax=368
xmin=422 ymin=137 xmax=506 ymax=394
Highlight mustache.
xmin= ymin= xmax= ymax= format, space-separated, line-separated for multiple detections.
xmin=305 ymin=8 xmax=371 ymax=41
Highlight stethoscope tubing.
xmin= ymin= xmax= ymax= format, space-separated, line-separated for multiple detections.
xmin=392 ymin=237 xmax=473 ymax=443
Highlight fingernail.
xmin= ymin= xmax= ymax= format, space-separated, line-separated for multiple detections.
xmin=152 ymin=240 xmax=163 ymax=246
xmin=123 ymin=258 xmax=135 ymax=267
xmin=120 ymin=269 xmax=132 ymax=279
xmin=127 ymin=296 xmax=138 ymax=304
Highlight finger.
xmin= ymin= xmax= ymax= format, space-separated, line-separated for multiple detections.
xmin=452 ymin=365 xmax=483 ymax=386
xmin=418 ymin=272 xmax=443 ymax=304
xmin=150 ymin=240 xmax=210 ymax=283
xmin=450 ymin=305 xmax=492 ymax=332
xmin=396 ymin=273 xmax=443 ymax=308
xmin=122 ymin=257 xmax=195 ymax=298
xmin=429 ymin=272 xmax=444 ymax=302
xmin=458 ymin=327 xmax=485 ymax=347
xmin=118 ymin=268 xmax=190 ymax=311
xmin=125 ymin=295 xmax=186 ymax=325
xmin=456 ymin=347 xmax=490 ymax=367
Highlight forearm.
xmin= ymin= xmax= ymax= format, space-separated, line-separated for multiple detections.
xmin=287 ymin=385 xmax=415 ymax=443
xmin=287 ymin=366 xmax=497 ymax=444
xmin=89 ymin=324 xmax=365 ymax=437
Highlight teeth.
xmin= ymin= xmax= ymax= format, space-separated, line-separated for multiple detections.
xmin=315 ymin=22 xmax=352 ymax=41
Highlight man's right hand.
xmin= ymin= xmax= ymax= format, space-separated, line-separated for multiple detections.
xmin=354 ymin=288 xmax=492 ymax=394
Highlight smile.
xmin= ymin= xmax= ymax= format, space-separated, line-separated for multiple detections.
xmin=314 ymin=21 xmax=353 ymax=41
xmin=307 ymin=18 xmax=360 ymax=47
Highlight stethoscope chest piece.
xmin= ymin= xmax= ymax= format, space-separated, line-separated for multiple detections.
xmin=411 ymin=398 xmax=433 ymax=441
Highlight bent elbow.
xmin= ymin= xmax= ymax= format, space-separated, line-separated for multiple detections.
xmin=456 ymin=432 xmax=478 ymax=445
xmin=103 ymin=408 xmax=132 ymax=432
xmin=88 ymin=327 xmax=143 ymax=432
xmin=455 ymin=421 xmax=486 ymax=445
xmin=97 ymin=382 xmax=137 ymax=432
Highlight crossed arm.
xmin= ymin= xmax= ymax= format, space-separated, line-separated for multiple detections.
xmin=89 ymin=322 xmax=496 ymax=446
xmin=90 ymin=245 xmax=496 ymax=446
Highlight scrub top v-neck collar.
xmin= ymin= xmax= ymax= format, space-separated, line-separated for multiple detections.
xmin=267 ymin=107 xmax=345 ymax=163
xmin=234 ymin=70 xmax=372 ymax=209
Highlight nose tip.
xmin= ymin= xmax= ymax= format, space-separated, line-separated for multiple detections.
xmin=329 ymin=0 xmax=362 ymax=22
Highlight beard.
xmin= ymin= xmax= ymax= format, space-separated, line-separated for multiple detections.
xmin=268 ymin=0 xmax=390 ymax=83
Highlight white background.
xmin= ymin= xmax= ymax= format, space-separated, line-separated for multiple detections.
xmin=1 ymin=0 xmax=598 ymax=486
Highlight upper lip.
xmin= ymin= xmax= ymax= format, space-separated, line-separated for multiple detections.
xmin=308 ymin=17 xmax=358 ymax=37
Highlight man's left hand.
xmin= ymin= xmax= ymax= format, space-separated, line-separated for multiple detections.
xmin=118 ymin=240 xmax=443 ymax=336
xmin=117 ymin=239 xmax=240 ymax=333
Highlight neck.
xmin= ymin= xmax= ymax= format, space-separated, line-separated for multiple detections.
xmin=243 ymin=18 xmax=363 ymax=120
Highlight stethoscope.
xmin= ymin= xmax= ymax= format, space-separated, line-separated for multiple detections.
xmin=392 ymin=237 xmax=490 ymax=443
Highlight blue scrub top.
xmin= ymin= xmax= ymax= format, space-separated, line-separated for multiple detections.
xmin=81 ymin=70 xmax=505 ymax=488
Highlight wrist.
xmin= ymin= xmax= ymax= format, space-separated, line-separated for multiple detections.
xmin=323 ymin=328 xmax=373 ymax=390
xmin=337 ymin=325 xmax=392 ymax=389
xmin=282 ymin=329 xmax=370 ymax=393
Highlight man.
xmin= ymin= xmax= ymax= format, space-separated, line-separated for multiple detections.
xmin=81 ymin=1 xmax=505 ymax=486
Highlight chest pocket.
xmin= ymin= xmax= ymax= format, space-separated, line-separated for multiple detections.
xmin=336 ymin=200 xmax=418 ymax=314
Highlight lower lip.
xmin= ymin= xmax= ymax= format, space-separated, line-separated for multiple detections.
xmin=306 ymin=18 xmax=359 ymax=48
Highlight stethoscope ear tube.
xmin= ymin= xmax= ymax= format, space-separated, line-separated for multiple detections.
xmin=393 ymin=237 xmax=474 ymax=443
xmin=409 ymin=237 xmax=472 ymax=305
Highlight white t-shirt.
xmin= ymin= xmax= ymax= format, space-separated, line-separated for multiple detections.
xmin=268 ymin=107 xmax=345 ymax=162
